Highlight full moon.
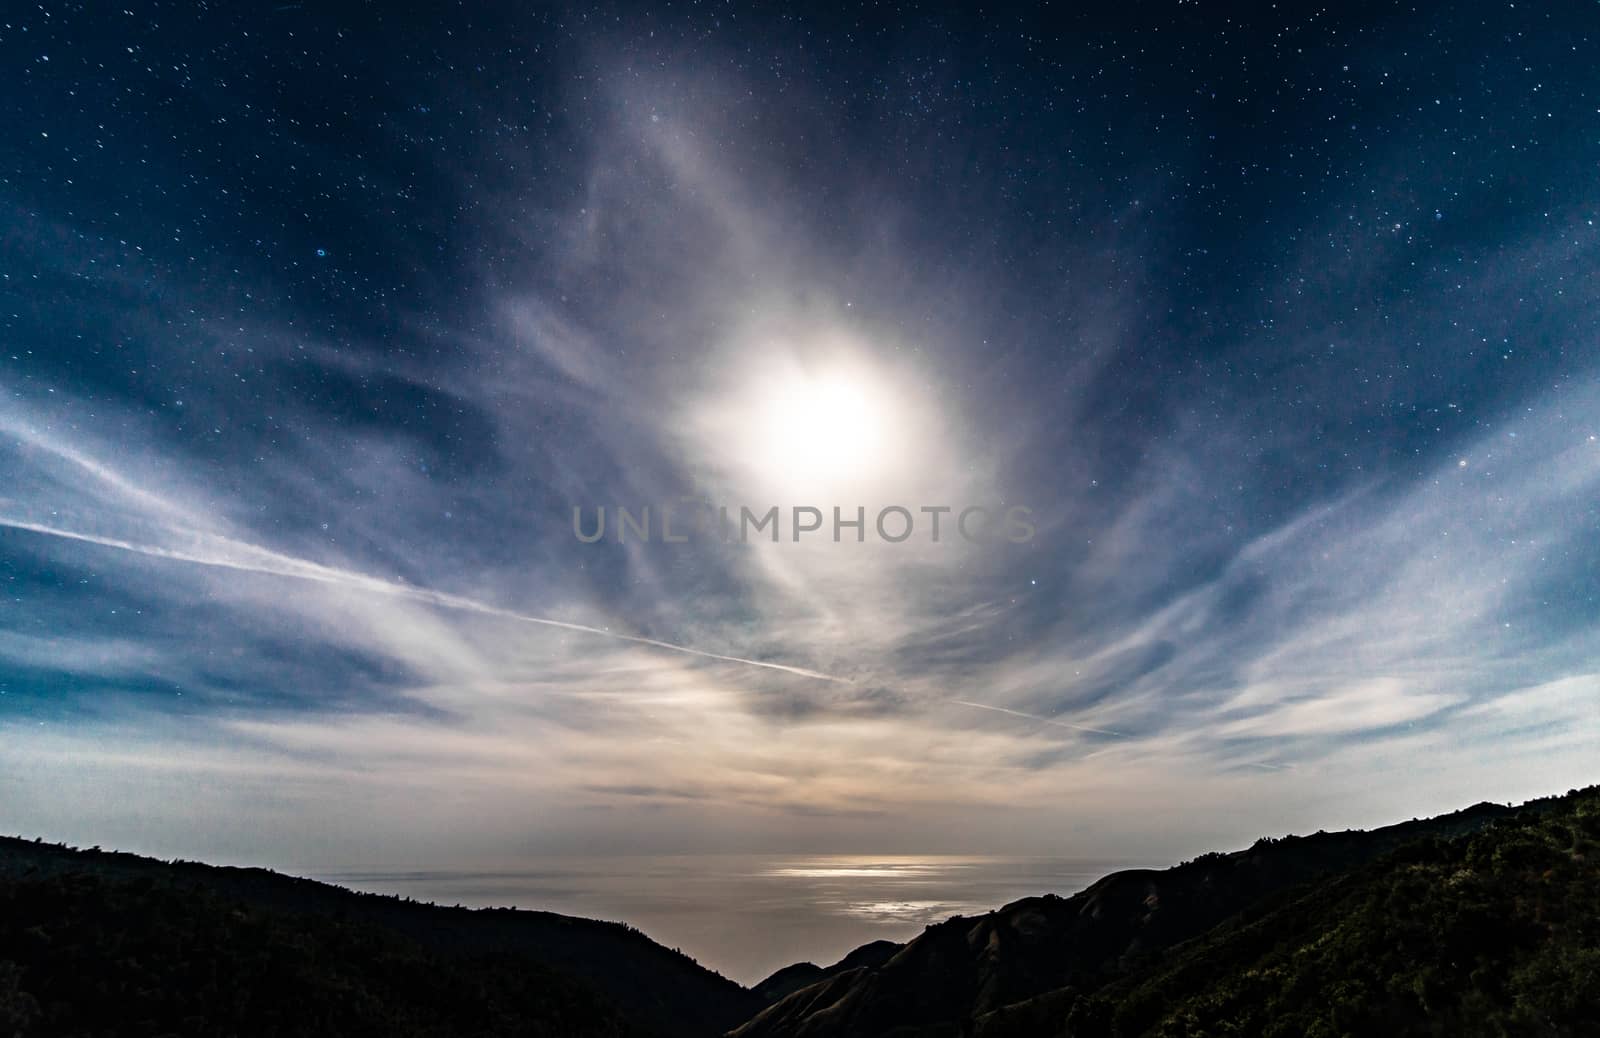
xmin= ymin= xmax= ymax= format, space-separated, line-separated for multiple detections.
xmin=756 ymin=369 xmax=891 ymax=487
xmin=688 ymin=338 xmax=936 ymax=505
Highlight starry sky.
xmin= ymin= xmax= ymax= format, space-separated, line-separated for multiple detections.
xmin=2 ymin=2 xmax=1599 ymax=873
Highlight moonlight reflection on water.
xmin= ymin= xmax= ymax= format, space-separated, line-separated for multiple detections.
xmin=320 ymin=854 xmax=1140 ymax=984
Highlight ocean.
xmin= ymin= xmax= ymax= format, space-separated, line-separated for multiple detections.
xmin=316 ymin=854 xmax=1145 ymax=985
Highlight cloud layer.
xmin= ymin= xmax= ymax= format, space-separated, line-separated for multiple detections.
xmin=2 ymin=5 xmax=1599 ymax=875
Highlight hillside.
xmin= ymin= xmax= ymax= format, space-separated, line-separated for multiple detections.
xmin=0 ymin=867 xmax=631 ymax=1038
xmin=975 ymin=784 xmax=1600 ymax=1036
xmin=751 ymin=941 xmax=903 ymax=1006
xmin=0 ymin=838 xmax=760 ymax=1038
xmin=734 ymin=788 xmax=1599 ymax=1038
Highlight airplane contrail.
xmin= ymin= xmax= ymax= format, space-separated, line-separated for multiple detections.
xmin=950 ymin=698 xmax=1124 ymax=737
xmin=0 ymin=514 xmax=846 ymax=684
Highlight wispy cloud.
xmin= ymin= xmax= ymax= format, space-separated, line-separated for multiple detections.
xmin=3 ymin=18 xmax=1600 ymax=872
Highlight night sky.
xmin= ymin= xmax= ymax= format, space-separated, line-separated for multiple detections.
xmin=3 ymin=1 xmax=1600 ymax=879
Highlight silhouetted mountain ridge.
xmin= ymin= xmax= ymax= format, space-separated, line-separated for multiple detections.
xmin=0 ymin=836 xmax=759 ymax=1038
xmin=734 ymin=787 xmax=1599 ymax=1038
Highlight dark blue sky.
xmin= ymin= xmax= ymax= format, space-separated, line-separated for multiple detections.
xmin=2 ymin=2 xmax=1599 ymax=873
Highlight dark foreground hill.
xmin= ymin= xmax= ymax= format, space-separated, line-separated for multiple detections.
xmin=0 ymin=867 xmax=630 ymax=1038
xmin=0 ymin=837 xmax=760 ymax=1038
xmin=733 ymin=786 xmax=1600 ymax=1038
